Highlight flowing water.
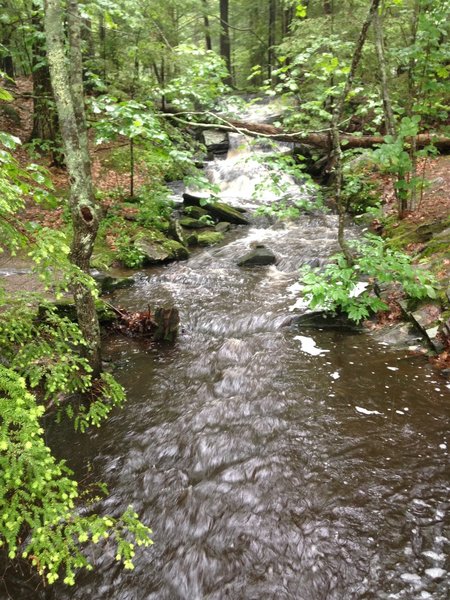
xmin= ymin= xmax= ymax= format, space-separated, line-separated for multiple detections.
xmin=4 ymin=124 xmax=450 ymax=599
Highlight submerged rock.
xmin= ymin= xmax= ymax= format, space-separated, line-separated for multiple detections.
xmin=237 ymin=244 xmax=277 ymax=267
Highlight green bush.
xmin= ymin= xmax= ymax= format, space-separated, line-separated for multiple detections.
xmin=299 ymin=234 xmax=437 ymax=323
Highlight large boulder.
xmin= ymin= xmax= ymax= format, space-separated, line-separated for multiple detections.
xmin=179 ymin=217 xmax=206 ymax=229
xmin=135 ymin=237 xmax=188 ymax=265
xmin=237 ymin=244 xmax=277 ymax=267
xmin=197 ymin=231 xmax=224 ymax=246
xmin=183 ymin=192 xmax=249 ymax=225
xmin=202 ymin=130 xmax=229 ymax=156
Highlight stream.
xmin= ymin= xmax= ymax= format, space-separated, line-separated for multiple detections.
xmin=4 ymin=114 xmax=449 ymax=599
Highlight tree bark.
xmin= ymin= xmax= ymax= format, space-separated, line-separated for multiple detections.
xmin=219 ymin=0 xmax=232 ymax=85
xmin=202 ymin=0 xmax=212 ymax=51
xmin=374 ymin=9 xmax=395 ymax=136
xmin=329 ymin=0 xmax=381 ymax=264
xmin=268 ymin=0 xmax=277 ymax=81
xmin=30 ymin=12 xmax=61 ymax=164
xmin=44 ymin=0 xmax=102 ymax=378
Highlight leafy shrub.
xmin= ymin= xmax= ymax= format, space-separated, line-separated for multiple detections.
xmin=115 ymin=231 xmax=146 ymax=268
xmin=299 ymin=234 xmax=437 ymax=323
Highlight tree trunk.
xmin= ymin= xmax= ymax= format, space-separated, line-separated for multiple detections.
xmin=329 ymin=0 xmax=381 ymax=264
xmin=219 ymin=0 xmax=232 ymax=85
xmin=44 ymin=0 xmax=102 ymax=378
xmin=268 ymin=0 xmax=277 ymax=81
xmin=30 ymin=13 xmax=61 ymax=164
xmin=202 ymin=0 xmax=212 ymax=51
xmin=323 ymin=0 xmax=333 ymax=16
xmin=165 ymin=113 xmax=450 ymax=152
xmin=374 ymin=10 xmax=395 ymax=135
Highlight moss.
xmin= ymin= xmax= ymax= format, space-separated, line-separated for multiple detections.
xmin=161 ymin=239 xmax=189 ymax=260
xmin=197 ymin=231 xmax=224 ymax=246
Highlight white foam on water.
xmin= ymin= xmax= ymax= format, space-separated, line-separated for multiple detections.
xmin=400 ymin=573 xmax=421 ymax=583
xmin=355 ymin=406 xmax=383 ymax=416
xmin=424 ymin=567 xmax=446 ymax=579
xmin=293 ymin=335 xmax=330 ymax=356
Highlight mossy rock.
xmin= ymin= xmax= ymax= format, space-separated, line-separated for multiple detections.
xmin=197 ymin=231 xmax=224 ymax=246
xmin=204 ymin=201 xmax=249 ymax=225
xmin=184 ymin=232 xmax=198 ymax=246
xmin=179 ymin=217 xmax=206 ymax=229
xmin=162 ymin=239 xmax=189 ymax=260
xmin=136 ymin=236 xmax=188 ymax=264
xmin=183 ymin=206 xmax=209 ymax=219
xmin=183 ymin=192 xmax=249 ymax=225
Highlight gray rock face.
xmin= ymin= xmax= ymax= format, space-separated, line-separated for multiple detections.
xmin=237 ymin=244 xmax=277 ymax=267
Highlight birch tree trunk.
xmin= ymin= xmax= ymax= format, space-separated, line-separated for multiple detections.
xmin=44 ymin=0 xmax=102 ymax=378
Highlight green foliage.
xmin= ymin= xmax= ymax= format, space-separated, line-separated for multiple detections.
xmin=0 ymin=130 xmax=152 ymax=583
xmin=341 ymin=151 xmax=381 ymax=214
xmin=0 ymin=365 xmax=152 ymax=585
xmin=158 ymin=45 xmax=229 ymax=110
xmin=115 ymin=231 xmax=146 ymax=268
xmin=299 ymin=234 xmax=437 ymax=323
xmin=92 ymin=96 xmax=167 ymax=145
xmin=372 ymin=116 xmax=438 ymax=211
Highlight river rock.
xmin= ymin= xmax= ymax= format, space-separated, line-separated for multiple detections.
xmin=183 ymin=192 xmax=249 ymax=225
xmin=99 ymin=275 xmax=135 ymax=294
xmin=135 ymin=237 xmax=188 ymax=264
xmin=206 ymin=201 xmax=250 ymax=225
xmin=408 ymin=302 xmax=445 ymax=352
xmin=179 ymin=217 xmax=206 ymax=229
xmin=237 ymin=244 xmax=277 ymax=267
xmin=168 ymin=218 xmax=186 ymax=245
xmin=183 ymin=206 xmax=209 ymax=219
xmin=202 ymin=130 xmax=229 ymax=156
xmin=197 ymin=231 xmax=224 ymax=246
xmin=215 ymin=221 xmax=231 ymax=233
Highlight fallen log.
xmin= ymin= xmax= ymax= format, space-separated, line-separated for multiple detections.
xmin=226 ymin=119 xmax=450 ymax=152
xmin=164 ymin=110 xmax=450 ymax=152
